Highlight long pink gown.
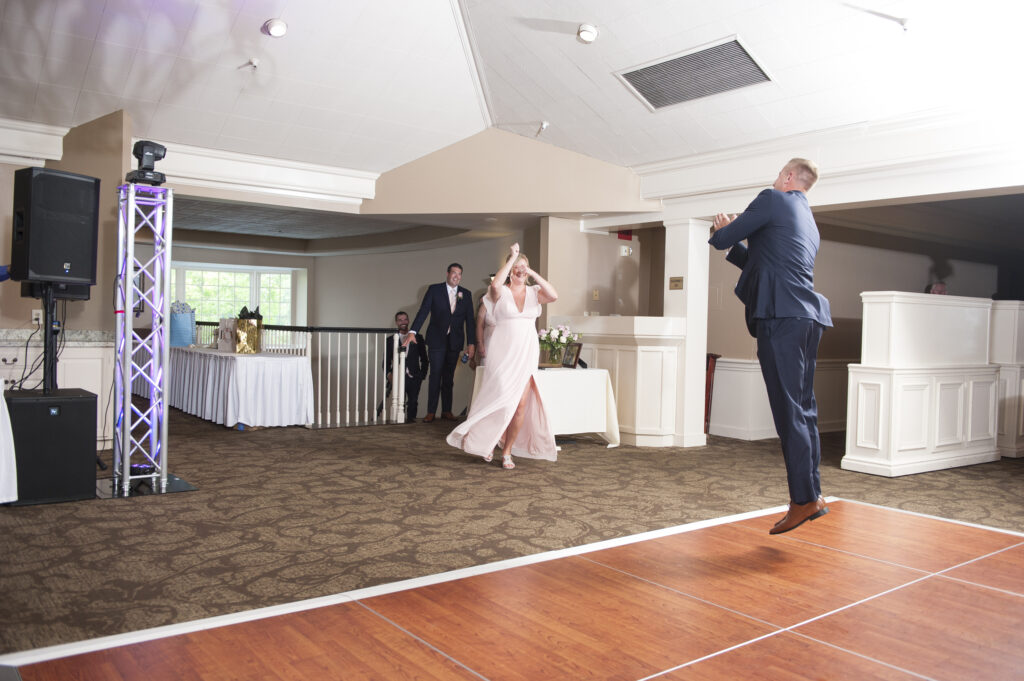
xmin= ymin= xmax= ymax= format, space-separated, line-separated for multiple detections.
xmin=447 ymin=285 xmax=556 ymax=461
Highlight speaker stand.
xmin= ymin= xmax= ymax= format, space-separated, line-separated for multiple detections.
xmin=40 ymin=282 xmax=58 ymax=393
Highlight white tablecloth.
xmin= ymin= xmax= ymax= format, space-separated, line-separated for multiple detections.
xmin=166 ymin=347 xmax=314 ymax=428
xmin=0 ymin=393 xmax=17 ymax=503
xmin=472 ymin=367 xmax=620 ymax=447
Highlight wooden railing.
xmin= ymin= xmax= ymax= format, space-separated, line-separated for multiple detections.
xmin=195 ymin=322 xmax=405 ymax=428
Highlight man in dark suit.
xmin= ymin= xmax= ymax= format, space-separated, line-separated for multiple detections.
xmin=406 ymin=263 xmax=476 ymax=422
xmin=709 ymin=158 xmax=833 ymax=535
xmin=385 ymin=311 xmax=428 ymax=423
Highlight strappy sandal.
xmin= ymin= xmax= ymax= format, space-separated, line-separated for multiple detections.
xmin=502 ymin=454 xmax=515 ymax=469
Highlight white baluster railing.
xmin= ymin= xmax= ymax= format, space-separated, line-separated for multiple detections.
xmin=194 ymin=322 xmax=401 ymax=428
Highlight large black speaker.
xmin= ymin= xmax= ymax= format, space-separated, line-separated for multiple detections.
xmin=10 ymin=167 xmax=100 ymax=285
xmin=4 ymin=389 xmax=96 ymax=505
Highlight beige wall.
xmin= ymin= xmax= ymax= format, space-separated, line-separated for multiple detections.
xmin=542 ymin=217 xmax=645 ymax=325
xmin=0 ymin=112 xmax=129 ymax=333
xmin=311 ymin=238 xmax=521 ymax=328
xmin=363 ymin=128 xmax=662 ymax=214
xmin=637 ymin=226 xmax=665 ymax=316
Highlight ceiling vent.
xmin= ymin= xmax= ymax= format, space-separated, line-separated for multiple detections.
xmin=618 ymin=39 xmax=769 ymax=111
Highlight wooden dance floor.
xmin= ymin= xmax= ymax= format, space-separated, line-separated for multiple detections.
xmin=11 ymin=499 xmax=1024 ymax=680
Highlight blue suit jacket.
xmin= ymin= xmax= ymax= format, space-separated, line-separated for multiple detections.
xmin=709 ymin=188 xmax=832 ymax=337
xmin=411 ymin=283 xmax=476 ymax=352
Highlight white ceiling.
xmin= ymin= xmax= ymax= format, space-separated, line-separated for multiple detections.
xmin=0 ymin=0 xmax=1021 ymax=254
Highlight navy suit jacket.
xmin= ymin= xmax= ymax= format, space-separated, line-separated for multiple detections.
xmin=709 ymin=188 xmax=832 ymax=337
xmin=411 ymin=283 xmax=476 ymax=351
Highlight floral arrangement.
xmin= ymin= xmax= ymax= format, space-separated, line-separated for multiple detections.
xmin=538 ymin=324 xmax=581 ymax=352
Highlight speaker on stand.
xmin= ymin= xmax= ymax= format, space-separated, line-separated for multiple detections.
xmin=3 ymin=167 xmax=101 ymax=504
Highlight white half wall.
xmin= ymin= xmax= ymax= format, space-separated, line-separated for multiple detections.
xmin=708 ymin=358 xmax=852 ymax=441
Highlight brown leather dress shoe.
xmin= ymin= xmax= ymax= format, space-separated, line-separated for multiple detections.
xmin=769 ymin=497 xmax=828 ymax=535
xmin=423 ymin=414 xmax=435 ymax=423
xmin=441 ymin=412 xmax=456 ymax=421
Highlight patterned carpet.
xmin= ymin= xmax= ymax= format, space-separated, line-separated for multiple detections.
xmin=0 ymin=409 xmax=1021 ymax=654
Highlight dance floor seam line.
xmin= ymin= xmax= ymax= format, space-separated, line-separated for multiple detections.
xmin=775 ymin=532 xmax=939 ymax=572
xmin=936 ymin=574 xmax=1024 ymax=599
xmin=633 ymin=629 xmax=786 ymax=681
xmin=786 ymin=631 xmax=940 ymax=681
xmin=577 ymin=554 xmax=786 ymax=630
xmin=352 ymin=600 xmax=491 ymax=681
xmin=934 ymin=540 xmax=1024 ymax=576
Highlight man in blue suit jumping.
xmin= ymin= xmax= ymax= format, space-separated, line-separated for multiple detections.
xmin=406 ymin=263 xmax=476 ymax=422
xmin=709 ymin=158 xmax=833 ymax=534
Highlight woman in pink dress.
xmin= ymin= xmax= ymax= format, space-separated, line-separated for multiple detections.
xmin=447 ymin=243 xmax=558 ymax=468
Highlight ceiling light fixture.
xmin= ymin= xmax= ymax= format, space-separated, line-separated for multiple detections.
xmin=535 ymin=120 xmax=549 ymax=137
xmin=577 ymin=23 xmax=598 ymax=44
xmin=261 ymin=18 xmax=287 ymax=38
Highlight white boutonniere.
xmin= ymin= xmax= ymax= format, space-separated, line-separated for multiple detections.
xmin=457 ymin=291 xmax=463 ymax=301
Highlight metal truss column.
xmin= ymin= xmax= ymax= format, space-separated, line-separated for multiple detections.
xmin=113 ymin=184 xmax=173 ymax=496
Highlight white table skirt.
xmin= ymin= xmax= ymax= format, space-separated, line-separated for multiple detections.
xmin=156 ymin=347 xmax=314 ymax=428
xmin=472 ymin=367 xmax=620 ymax=447
xmin=0 ymin=394 xmax=17 ymax=503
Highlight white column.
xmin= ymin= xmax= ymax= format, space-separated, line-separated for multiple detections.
xmin=664 ymin=218 xmax=710 ymax=447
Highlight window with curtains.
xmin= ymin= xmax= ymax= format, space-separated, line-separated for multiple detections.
xmin=169 ymin=264 xmax=297 ymax=326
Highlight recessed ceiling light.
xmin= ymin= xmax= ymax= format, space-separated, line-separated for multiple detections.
xmin=577 ymin=23 xmax=598 ymax=44
xmin=262 ymin=18 xmax=287 ymax=38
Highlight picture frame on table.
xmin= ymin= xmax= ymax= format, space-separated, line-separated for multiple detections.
xmin=561 ymin=342 xmax=582 ymax=368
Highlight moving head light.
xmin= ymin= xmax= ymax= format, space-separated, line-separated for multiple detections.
xmin=125 ymin=140 xmax=167 ymax=186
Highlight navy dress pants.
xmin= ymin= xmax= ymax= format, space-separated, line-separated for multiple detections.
xmin=426 ymin=346 xmax=460 ymax=415
xmin=755 ymin=317 xmax=825 ymax=505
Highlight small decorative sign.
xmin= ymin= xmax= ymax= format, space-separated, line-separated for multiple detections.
xmin=669 ymin=276 xmax=684 ymax=290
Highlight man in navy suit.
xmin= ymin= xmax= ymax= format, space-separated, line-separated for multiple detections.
xmin=709 ymin=158 xmax=833 ymax=535
xmin=406 ymin=263 xmax=476 ymax=422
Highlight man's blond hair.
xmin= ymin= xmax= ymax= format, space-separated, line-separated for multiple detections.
xmin=787 ymin=158 xmax=819 ymax=190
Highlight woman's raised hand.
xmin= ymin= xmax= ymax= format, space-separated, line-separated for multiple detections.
xmin=509 ymin=242 xmax=520 ymax=259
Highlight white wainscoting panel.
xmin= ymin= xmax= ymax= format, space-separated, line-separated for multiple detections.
xmin=843 ymin=365 xmax=999 ymax=477
xmin=555 ymin=316 xmax=684 ymax=447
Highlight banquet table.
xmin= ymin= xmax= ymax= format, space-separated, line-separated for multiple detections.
xmin=161 ymin=347 xmax=314 ymax=428
xmin=472 ymin=367 xmax=620 ymax=447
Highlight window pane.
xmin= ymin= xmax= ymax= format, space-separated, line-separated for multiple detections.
xmin=174 ymin=266 xmax=294 ymax=326
xmin=259 ymin=272 xmax=291 ymax=325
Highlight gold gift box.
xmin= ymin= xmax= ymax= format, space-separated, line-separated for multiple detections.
xmin=235 ymin=319 xmax=262 ymax=354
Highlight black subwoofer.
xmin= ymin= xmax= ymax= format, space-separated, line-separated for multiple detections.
xmin=4 ymin=389 xmax=97 ymax=505
xmin=10 ymin=167 xmax=100 ymax=285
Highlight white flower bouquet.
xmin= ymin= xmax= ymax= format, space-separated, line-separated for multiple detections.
xmin=538 ymin=325 xmax=581 ymax=362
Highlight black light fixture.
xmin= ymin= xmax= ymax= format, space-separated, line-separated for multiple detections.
xmin=125 ymin=140 xmax=167 ymax=186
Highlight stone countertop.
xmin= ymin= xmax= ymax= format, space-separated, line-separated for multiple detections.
xmin=0 ymin=328 xmax=114 ymax=345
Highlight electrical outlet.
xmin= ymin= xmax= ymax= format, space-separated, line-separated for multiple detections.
xmin=31 ymin=309 xmax=43 ymax=325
